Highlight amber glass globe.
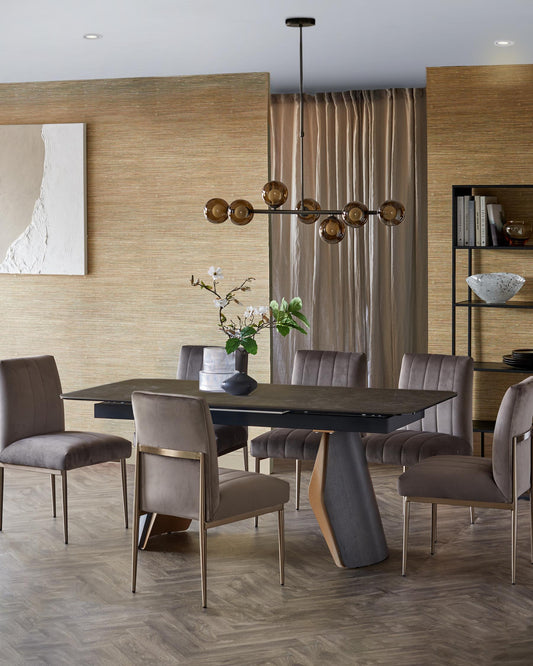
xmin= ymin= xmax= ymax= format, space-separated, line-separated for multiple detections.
xmin=342 ymin=201 xmax=369 ymax=228
xmin=378 ymin=200 xmax=405 ymax=227
xmin=262 ymin=181 xmax=288 ymax=208
xmin=296 ymin=198 xmax=321 ymax=224
xmin=319 ymin=216 xmax=346 ymax=244
xmin=229 ymin=199 xmax=254 ymax=226
xmin=204 ymin=198 xmax=229 ymax=224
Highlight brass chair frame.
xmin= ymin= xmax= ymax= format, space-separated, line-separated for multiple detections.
xmin=401 ymin=427 xmax=533 ymax=584
xmin=0 ymin=459 xmax=128 ymax=544
xmin=131 ymin=443 xmax=285 ymax=608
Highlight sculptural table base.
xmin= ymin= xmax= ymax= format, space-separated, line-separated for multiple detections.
xmin=140 ymin=430 xmax=388 ymax=566
xmin=309 ymin=431 xmax=388 ymax=568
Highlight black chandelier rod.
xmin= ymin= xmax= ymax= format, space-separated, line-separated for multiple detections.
xmin=298 ymin=21 xmax=305 ymax=208
xmin=286 ymin=17 xmax=316 ymax=209
xmin=250 ymin=208 xmax=380 ymax=216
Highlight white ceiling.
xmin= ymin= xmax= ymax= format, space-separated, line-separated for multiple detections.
xmin=2 ymin=0 xmax=532 ymax=93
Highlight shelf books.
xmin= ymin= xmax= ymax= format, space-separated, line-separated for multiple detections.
xmin=456 ymin=195 xmax=503 ymax=246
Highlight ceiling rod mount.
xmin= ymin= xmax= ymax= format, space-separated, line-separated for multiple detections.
xmin=285 ymin=17 xmax=316 ymax=28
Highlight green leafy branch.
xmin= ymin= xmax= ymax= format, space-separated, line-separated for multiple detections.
xmin=191 ymin=268 xmax=309 ymax=355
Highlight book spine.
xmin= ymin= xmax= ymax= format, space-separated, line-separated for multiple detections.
xmin=474 ymin=195 xmax=481 ymax=246
xmin=467 ymin=197 xmax=475 ymax=246
xmin=480 ymin=197 xmax=488 ymax=246
xmin=456 ymin=196 xmax=464 ymax=246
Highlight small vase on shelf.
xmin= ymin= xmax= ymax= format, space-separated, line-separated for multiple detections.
xmin=503 ymin=220 xmax=532 ymax=246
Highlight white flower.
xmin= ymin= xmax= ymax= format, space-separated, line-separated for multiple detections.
xmin=208 ymin=266 xmax=223 ymax=280
xmin=213 ymin=298 xmax=228 ymax=308
xmin=244 ymin=306 xmax=255 ymax=318
xmin=254 ymin=306 xmax=270 ymax=316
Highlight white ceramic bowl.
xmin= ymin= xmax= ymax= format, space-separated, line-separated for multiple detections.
xmin=466 ymin=272 xmax=525 ymax=304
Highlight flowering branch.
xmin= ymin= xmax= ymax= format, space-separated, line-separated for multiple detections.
xmin=190 ymin=266 xmax=309 ymax=355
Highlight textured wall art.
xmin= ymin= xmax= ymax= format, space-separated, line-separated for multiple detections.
xmin=0 ymin=123 xmax=86 ymax=275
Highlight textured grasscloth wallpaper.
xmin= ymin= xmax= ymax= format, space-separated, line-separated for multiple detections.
xmin=0 ymin=73 xmax=271 ymax=447
xmin=427 ymin=64 xmax=533 ymax=420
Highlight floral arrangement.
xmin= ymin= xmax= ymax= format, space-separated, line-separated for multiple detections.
xmin=191 ymin=266 xmax=309 ymax=355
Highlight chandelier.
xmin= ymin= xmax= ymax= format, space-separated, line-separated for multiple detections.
xmin=204 ymin=17 xmax=405 ymax=244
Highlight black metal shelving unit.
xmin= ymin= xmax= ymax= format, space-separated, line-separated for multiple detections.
xmin=451 ymin=184 xmax=533 ymax=455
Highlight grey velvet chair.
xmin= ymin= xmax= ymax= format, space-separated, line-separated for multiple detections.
xmin=131 ymin=390 xmax=290 ymax=607
xmin=363 ymin=353 xmax=474 ymax=467
xmin=251 ymin=350 xmax=367 ymax=510
xmin=177 ymin=345 xmax=249 ymax=470
xmin=399 ymin=376 xmax=533 ymax=583
xmin=0 ymin=355 xmax=131 ymax=543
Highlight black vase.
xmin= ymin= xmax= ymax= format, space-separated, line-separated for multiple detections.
xmin=221 ymin=371 xmax=258 ymax=396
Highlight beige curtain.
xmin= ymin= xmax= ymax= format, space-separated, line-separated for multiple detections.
xmin=269 ymin=89 xmax=427 ymax=387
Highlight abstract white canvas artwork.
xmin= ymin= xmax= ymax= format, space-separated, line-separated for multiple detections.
xmin=0 ymin=123 xmax=86 ymax=275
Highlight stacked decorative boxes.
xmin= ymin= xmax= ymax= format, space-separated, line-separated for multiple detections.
xmin=198 ymin=347 xmax=235 ymax=392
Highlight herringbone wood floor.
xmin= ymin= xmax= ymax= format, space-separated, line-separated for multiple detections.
xmin=0 ymin=460 xmax=532 ymax=665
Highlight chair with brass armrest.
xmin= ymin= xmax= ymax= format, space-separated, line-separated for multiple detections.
xmin=399 ymin=376 xmax=533 ymax=583
xmin=131 ymin=390 xmax=290 ymax=607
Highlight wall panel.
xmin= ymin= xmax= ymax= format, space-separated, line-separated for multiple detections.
xmin=0 ymin=74 xmax=270 ymax=441
xmin=427 ymin=65 xmax=533 ymax=420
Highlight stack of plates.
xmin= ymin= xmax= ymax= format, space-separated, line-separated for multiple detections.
xmin=503 ymin=349 xmax=533 ymax=369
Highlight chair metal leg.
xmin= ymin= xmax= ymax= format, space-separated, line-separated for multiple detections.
xmin=131 ymin=449 xmax=141 ymax=593
xmin=51 ymin=474 xmax=56 ymax=518
xmin=470 ymin=507 xmax=476 ymax=524
xmin=295 ymin=459 xmax=302 ymax=510
xmin=511 ymin=503 xmax=518 ymax=585
xmin=402 ymin=497 xmax=410 ymax=576
xmin=243 ymin=445 xmax=249 ymax=471
xmin=254 ymin=457 xmax=262 ymax=528
xmin=61 ymin=471 xmax=68 ymax=545
xmin=120 ymin=459 xmax=129 ymax=529
xmin=431 ymin=503 xmax=437 ymax=555
xmin=530 ymin=488 xmax=533 ymax=565
xmin=278 ymin=508 xmax=285 ymax=585
xmin=0 ymin=467 xmax=3 ymax=531
xmin=200 ymin=525 xmax=207 ymax=608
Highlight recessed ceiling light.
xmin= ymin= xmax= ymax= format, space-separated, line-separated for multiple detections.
xmin=494 ymin=40 xmax=514 ymax=47
xmin=83 ymin=33 xmax=103 ymax=40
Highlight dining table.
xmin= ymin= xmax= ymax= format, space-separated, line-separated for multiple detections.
xmin=62 ymin=378 xmax=456 ymax=568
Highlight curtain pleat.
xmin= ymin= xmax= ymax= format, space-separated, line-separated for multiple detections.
xmin=270 ymin=89 xmax=427 ymax=387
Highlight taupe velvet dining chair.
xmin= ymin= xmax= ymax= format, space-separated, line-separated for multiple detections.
xmin=131 ymin=391 xmax=290 ymax=607
xmin=399 ymin=376 xmax=533 ymax=583
xmin=363 ymin=353 xmax=474 ymax=467
xmin=177 ymin=345 xmax=249 ymax=470
xmin=0 ymin=355 xmax=131 ymax=543
xmin=363 ymin=353 xmax=474 ymax=529
xmin=250 ymin=349 xmax=367 ymax=510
